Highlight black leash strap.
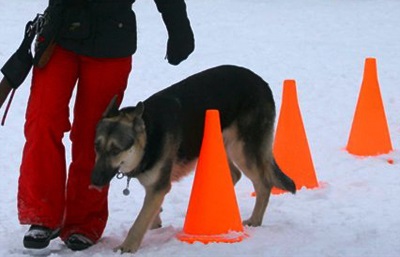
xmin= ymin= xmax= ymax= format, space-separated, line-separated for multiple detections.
xmin=1 ymin=88 xmax=16 ymax=126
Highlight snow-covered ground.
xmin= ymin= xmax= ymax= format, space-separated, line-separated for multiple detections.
xmin=1 ymin=0 xmax=400 ymax=256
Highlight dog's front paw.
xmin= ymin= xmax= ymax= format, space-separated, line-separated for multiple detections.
xmin=113 ymin=242 xmax=140 ymax=254
xmin=150 ymin=215 xmax=162 ymax=230
xmin=243 ymin=217 xmax=262 ymax=227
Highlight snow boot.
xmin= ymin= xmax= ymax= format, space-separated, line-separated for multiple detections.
xmin=23 ymin=225 xmax=60 ymax=249
xmin=64 ymin=234 xmax=94 ymax=251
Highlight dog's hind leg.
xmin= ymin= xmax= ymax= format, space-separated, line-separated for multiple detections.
xmin=244 ymin=163 xmax=273 ymax=227
xmin=238 ymin=145 xmax=295 ymax=226
xmin=239 ymin=158 xmax=273 ymax=227
xmin=224 ymin=127 xmax=242 ymax=186
xmin=225 ymin=122 xmax=278 ymax=227
xmin=226 ymin=139 xmax=271 ymax=226
xmin=229 ymin=159 xmax=242 ymax=186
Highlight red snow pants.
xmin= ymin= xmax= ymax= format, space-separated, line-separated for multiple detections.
xmin=17 ymin=45 xmax=132 ymax=242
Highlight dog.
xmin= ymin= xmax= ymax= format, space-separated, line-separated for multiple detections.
xmin=91 ymin=65 xmax=296 ymax=253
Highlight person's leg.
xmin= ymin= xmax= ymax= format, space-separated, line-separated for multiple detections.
xmin=18 ymin=46 xmax=79 ymax=230
xmin=61 ymin=55 xmax=132 ymax=243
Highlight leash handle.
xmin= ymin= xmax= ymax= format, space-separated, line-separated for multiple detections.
xmin=1 ymin=88 xmax=16 ymax=126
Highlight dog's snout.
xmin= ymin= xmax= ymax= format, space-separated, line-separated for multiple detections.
xmin=91 ymin=161 xmax=119 ymax=187
xmin=91 ymin=169 xmax=107 ymax=186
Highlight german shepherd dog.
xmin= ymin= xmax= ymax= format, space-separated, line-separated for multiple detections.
xmin=91 ymin=65 xmax=296 ymax=253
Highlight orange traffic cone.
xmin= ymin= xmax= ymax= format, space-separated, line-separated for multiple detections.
xmin=346 ymin=57 xmax=393 ymax=156
xmin=177 ymin=110 xmax=246 ymax=244
xmin=272 ymin=80 xmax=318 ymax=194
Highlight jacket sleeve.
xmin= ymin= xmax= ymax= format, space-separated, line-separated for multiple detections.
xmin=154 ymin=0 xmax=195 ymax=65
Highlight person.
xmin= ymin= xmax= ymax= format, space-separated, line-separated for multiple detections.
xmin=17 ymin=0 xmax=194 ymax=251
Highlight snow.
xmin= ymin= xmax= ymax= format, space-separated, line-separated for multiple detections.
xmin=1 ymin=0 xmax=400 ymax=256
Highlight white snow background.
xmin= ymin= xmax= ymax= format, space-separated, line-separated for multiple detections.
xmin=0 ymin=0 xmax=399 ymax=256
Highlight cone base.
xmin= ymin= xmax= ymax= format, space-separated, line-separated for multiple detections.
xmin=251 ymin=184 xmax=320 ymax=197
xmin=346 ymin=148 xmax=392 ymax=157
xmin=271 ymin=184 xmax=319 ymax=195
xmin=177 ymin=230 xmax=248 ymax=244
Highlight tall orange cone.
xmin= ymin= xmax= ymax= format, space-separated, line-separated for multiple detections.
xmin=346 ymin=58 xmax=393 ymax=156
xmin=272 ymin=80 xmax=318 ymax=194
xmin=177 ymin=110 xmax=246 ymax=244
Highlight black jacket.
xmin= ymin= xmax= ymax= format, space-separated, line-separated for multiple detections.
xmin=52 ymin=0 xmax=194 ymax=64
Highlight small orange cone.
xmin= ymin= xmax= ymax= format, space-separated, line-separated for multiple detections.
xmin=272 ymin=80 xmax=318 ymax=194
xmin=177 ymin=110 xmax=246 ymax=244
xmin=346 ymin=58 xmax=393 ymax=156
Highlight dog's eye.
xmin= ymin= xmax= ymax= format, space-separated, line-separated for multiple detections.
xmin=94 ymin=141 xmax=102 ymax=152
xmin=109 ymin=147 xmax=122 ymax=156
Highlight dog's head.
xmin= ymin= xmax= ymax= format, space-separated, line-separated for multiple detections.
xmin=91 ymin=96 xmax=146 ymax=188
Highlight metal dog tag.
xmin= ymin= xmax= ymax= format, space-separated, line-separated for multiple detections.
xmin=123 ymin=188 xmax=130 ymax=196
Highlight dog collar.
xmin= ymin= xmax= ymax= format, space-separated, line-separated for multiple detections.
xmin=116 ymin=172 xmax=131 ymax=196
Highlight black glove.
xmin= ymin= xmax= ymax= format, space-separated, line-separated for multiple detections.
xmin=155 ymin=0 xmax=195 ymax=65
xmin=1 ymin=18 xmax=36 ymax=89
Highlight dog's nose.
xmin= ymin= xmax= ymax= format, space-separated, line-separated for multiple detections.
xmin=91 ymin=164 xmax=118 ymax=187
xmin=91 ymin=169 xmax=107 ymax=186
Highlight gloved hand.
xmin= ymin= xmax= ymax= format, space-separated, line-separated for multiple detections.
xmin=166 ymin=25 xmax=194 ymax=65
xmin=1 ymin=18 xmax=35 ymax=89
xmin=155 ymin=0 xmax=195 ymax=65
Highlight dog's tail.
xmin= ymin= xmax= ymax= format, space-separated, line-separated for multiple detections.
xmin=271 ymin=159 xmax=296 ymax=194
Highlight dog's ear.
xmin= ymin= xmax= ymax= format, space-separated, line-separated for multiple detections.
xmin=131 ymin=102 xmax=145 ymax=133
xmin=103 ymin=95 xmax=119 ymax=118
xmin=133 ymin=116 xmax=145 ymax=133
xmin=133 ymin=101 xmax=144 ymax=117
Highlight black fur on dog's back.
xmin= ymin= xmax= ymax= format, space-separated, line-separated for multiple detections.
xmin=141 ymin=65 xmax=275 ymax=159
xmin=128 ymin=65 xmax=294 ymax=193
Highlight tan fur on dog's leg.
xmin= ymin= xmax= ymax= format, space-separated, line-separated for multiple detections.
xmin=150 ymin=208 xmax=162 ymax=229
xmin=229 ymin=159 xmax=242 ymax=186
xmin=243 ymin=180 xmax=271 ymax=226
xmin=243 ymin=160 xmax=274 ymax=227
xmin=114 ymin=189 xmax=167 ymax=253
xmin=225 ymin=135 xmax=272 ymax=227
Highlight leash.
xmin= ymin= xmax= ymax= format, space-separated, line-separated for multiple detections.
xmin=0 ymin=14 xmax=45 ymax=126
xmin=1 ymin=88 xmax=16 ymax=126
xmin=116 ymin=172 xmax=131 ymax=196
